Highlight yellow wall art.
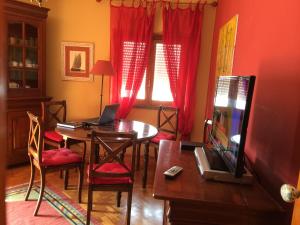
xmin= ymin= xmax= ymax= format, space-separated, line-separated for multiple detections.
xmin=216 ymin=14 xmax=238 ymax=77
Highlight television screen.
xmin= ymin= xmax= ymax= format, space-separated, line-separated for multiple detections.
xmin=210 ymin=75 xmax=255 ymax=177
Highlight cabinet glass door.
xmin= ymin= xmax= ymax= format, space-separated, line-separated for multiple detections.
xmin=24 ymin=71 xmax=38 ymax=88
xmin=7 ymin=21 xmax=39 ymax=90
xmin=8 ymin=22 xmax=23 ymax=89
xmin=25 ymin=24 xmax=38 ymax=68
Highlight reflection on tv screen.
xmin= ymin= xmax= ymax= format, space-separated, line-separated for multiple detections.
xmin=210 ymin=75 xmax=255 ymax=176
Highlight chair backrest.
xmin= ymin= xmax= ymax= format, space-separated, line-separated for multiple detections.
xmin=89 ymin=131 xmax=137 ymax=182
xmin=27 ymin=111 xmax=44 ymax=164
xmin=157 ymin=106 xmax=179 ymax=139
xmin=41 ymin=100 xmax=66 ymax=130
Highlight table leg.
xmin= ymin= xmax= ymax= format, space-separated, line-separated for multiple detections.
xmin=136 ymin=143 xmax=141 ymax=170
xmin=95 ymin=144 xmax=100 ymax=163
xmin=163 ymin=200 xmax=169 ymax=225
xmin=143 ymin=141 xmax=149 ymax=188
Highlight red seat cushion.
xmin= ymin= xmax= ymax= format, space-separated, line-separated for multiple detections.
xmin=87 ymin=163 xmax=132 ymax=185
xmin=41 ymin=148 xmax=82 ymax=166
xmin=44 ymin=131 xmax=64 ymax=142
xmin=151 ymin=132 xmax=175 ymax=144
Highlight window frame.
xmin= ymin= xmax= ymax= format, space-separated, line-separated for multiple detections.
xmin=134 ymin=35 xmax=174 ymax=107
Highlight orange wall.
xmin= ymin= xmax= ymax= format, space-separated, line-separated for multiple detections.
xmin=42 ymin=1 xmax=216 ymax=141
xmin=44 ymin=0 xmax=112 ymax=120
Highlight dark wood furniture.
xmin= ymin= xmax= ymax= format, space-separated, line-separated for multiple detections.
xmin=41 ymin=100 xmax=86 ymax=151
xmin=139 ymin=106 xmax=178 ymax=188
xmin=41 ymin=100 xmax=87 ymax=186
xmin=56 ymin=120 xmax=158 ymax=189
xmin=153 ymin=140 xmax=285 ymax=225
xmin=87 ymin=131 xmax=137 ymax=225
xmin=0 ymin=3 xmax=8 ymax=223
xmin=25 ymin=112 xmax=85 ymax=216
xmin=5 ymin=0 xmax=50 ymax=166
xmin=150 ymin=106 xmax=178 ymax=158
xmin=41 ymin=100 xmax=67 ymax=148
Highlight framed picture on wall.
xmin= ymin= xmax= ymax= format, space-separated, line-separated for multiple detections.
xmin=216 ymin=15 xmax=238 ymax=77
xmin=61 ymin=42 xmax=94 ymax=81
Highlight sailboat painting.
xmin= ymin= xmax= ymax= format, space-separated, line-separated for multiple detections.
xmin=61 ymin=42 xmax=94 ymax=81
xmin=70 ymin=51 xmax=85 ymax=72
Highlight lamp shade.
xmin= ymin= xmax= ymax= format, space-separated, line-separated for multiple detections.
xmin=90 ymin=60 xmax=114 ymax=76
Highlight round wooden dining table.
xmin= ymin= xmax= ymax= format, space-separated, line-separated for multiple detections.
xmin=55 ymin=119 xmax=158 ymax=188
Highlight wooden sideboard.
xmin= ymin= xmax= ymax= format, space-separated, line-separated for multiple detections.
xmin=153 ymin=140 xmax=287 ymax=225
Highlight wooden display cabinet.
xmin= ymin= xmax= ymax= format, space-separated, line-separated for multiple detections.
xmin=5 ymin=0 xmax=51 ymax=166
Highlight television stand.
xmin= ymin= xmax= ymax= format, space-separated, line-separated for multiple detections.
xmin=194 ymin=146 xmax=253 ymax=184
xmin=153 ymin=140 xmax=285 ymax=225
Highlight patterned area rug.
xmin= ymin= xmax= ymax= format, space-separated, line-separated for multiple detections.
xmin=6 ymin=184 xmax=100 ymax=225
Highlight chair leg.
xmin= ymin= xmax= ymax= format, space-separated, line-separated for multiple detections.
xmin=59 ymin=141 xmax=66 ymax=179
xmin=64 ymin=169 xmax=69 ymax=190
xmin=143 ymin=141 xmax=150 ymax=188
xmin=136 ymin=143 xmax=141 ymax=170
xmin=90 ymin=188 xmax=93 ymax=211
xmin=25 ymin=157 xmax=35 ymax=201
xmin=78 ymin=165 xmax=83 ymax=203
xmin=86 ymin=186 xmax=93 ymax=225
xmin=33 ymin=169 xmax=45 ymax=216
xmin=126 ymin=189 xmax=133 ymax=225
xmin=117 ymin=192 xmax=122 ymax=207
xmin=82 ymin=141 xmax=87 ymax=160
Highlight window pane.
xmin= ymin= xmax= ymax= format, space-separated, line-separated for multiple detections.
xmin=136 ymin=71 xmax=146 ymax=100
xmin=152 ymin=43 xmax=178 ymax=102
xmin=120 ymin=41 xmax=146 ymax=99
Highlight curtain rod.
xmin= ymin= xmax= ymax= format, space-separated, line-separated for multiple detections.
xmin=96 ymin=0 xmax=218 ymax=7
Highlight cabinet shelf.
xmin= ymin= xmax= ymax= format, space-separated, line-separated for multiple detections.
xmin=8 ymin=44 xmax=37 ymax=49
xmin=9 ymin=66 xmax=39 ymax=70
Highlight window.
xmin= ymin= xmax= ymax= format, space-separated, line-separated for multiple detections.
xmin=120 ymin=41 xmax=146 ymax=99
xmin=151 ymin=43 xmax=179 ymax=101
xmin=121 ymin=37 xmax=181 ymax=106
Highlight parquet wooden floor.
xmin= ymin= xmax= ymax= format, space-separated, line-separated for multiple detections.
xmin=6 ymin=147 xmax=163 ymax=225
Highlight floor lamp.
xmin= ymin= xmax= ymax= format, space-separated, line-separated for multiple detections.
xmin=90 ymin=60 xmax=114 ymax=115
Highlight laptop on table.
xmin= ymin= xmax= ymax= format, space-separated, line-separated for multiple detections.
xmin=83 ymin=103 xmax=120 ymax=126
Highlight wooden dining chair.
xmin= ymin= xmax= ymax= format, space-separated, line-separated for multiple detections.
xmin=86 ymin=130 xmax=137 ymax=225
xmin=41 ymin=100 xmax=86 ymax=186
xmin=25 ymin=112 xmax=85 ymax=216
xmin=41 ymin=100 xmax=86 ymax=150
xmin=151 ymin=106 xmax=179 ymax=155
xmin=140 ymin=106 xmax=179 ymax=188
xmin=41 ymin=100 xmax=66 ymax=148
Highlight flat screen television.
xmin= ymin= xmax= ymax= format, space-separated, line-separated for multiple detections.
xmin=209 ymin=75 xmax=255 ymax=177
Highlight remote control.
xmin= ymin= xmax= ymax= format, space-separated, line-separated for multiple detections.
xmin=164 ymin=166 xmax=183 ymax=178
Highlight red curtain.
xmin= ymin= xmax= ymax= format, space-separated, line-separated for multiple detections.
xmin=162 ymin=3 xmax=204 ymax=139
xmin=110 ymin=3 xmax=156 ymax=119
